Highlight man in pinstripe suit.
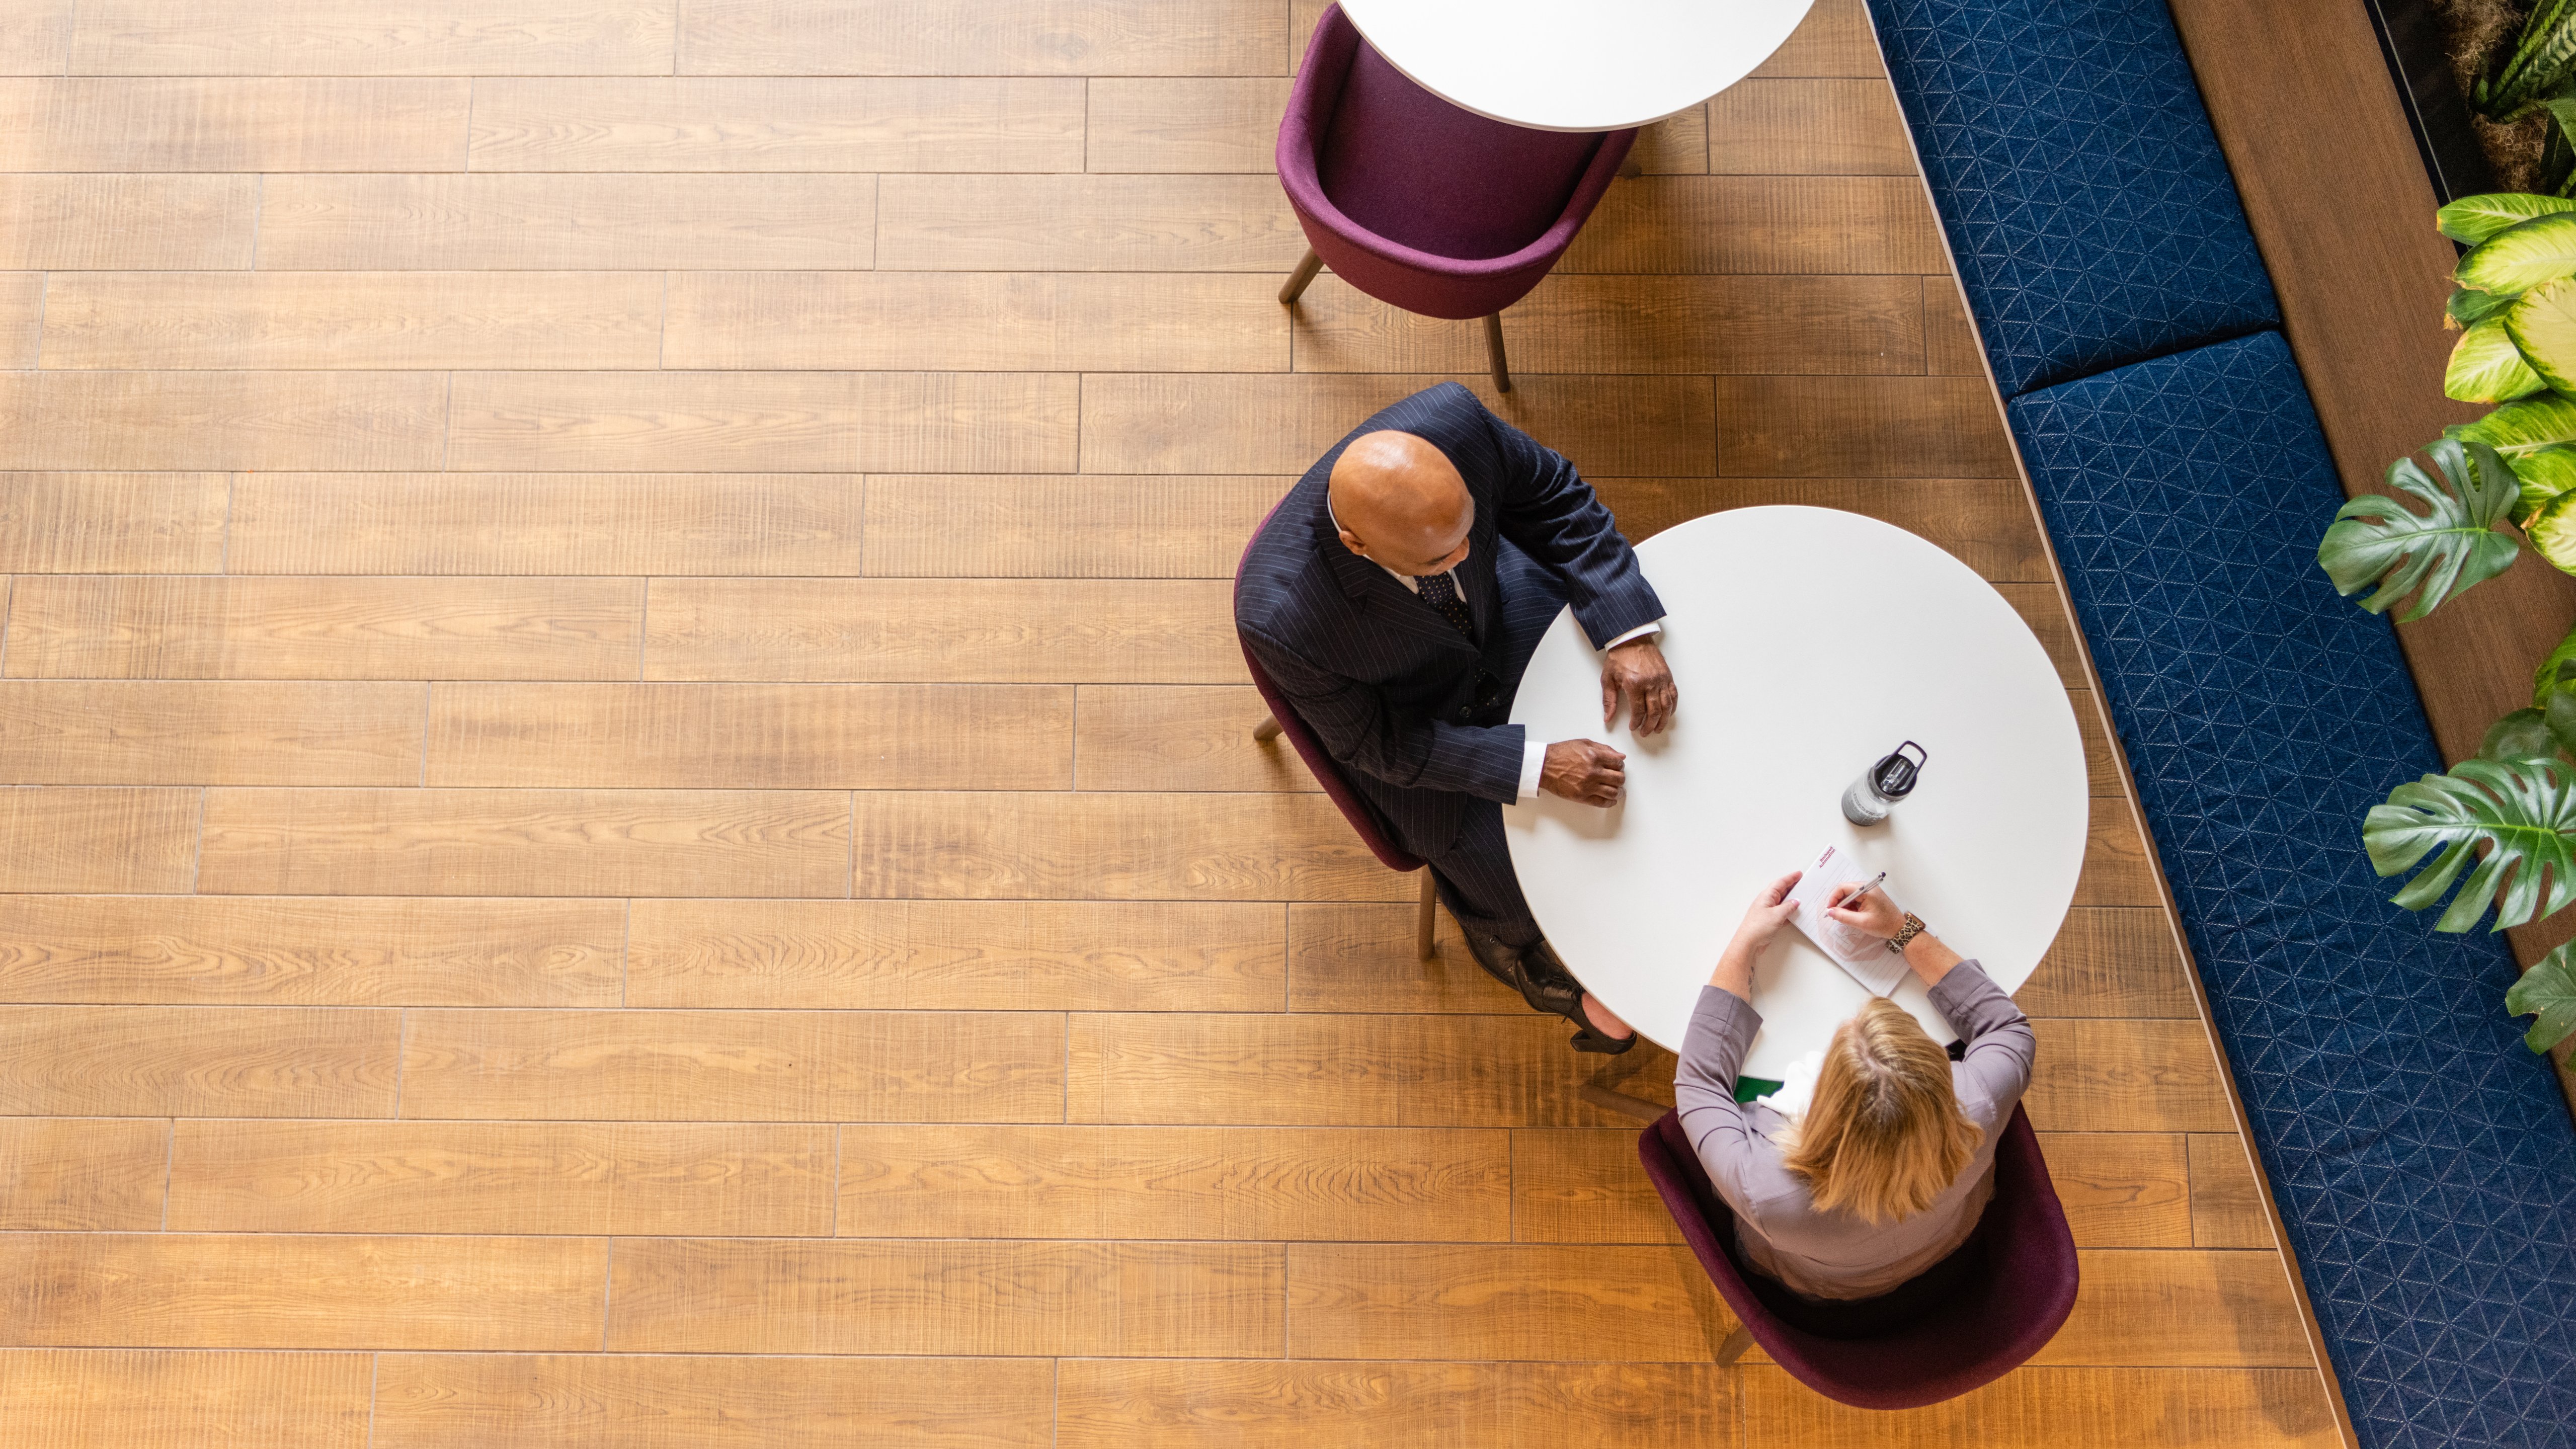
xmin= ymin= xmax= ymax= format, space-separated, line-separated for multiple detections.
xmin=1236 ymin=383 xmax=1675 ymax=1053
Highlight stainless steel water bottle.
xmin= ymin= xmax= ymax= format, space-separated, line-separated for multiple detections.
xmin=1840 ymin=741 xmax=1927 ymax=825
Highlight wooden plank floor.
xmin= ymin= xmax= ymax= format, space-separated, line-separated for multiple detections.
xmin=0 ymin=2 xmax=2344 ymax=1444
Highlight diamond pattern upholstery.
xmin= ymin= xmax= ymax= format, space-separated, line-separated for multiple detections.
xmin=2009 ymin=333 xmax=2576 ymax=1449
xmin=1866 ymin=0 xmax=2281 ymax=397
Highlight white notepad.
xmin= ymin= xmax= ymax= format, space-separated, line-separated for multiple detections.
xmin=1785 ymin=843 xmax=1911 ymax=997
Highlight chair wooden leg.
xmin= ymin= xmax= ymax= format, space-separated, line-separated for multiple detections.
xmin=1252 ymin=714 xmax=1283 ymax=743
xmin=1580 ymin=1043 xmax=1667 ymax=1122
xmin=1483 ymin=313 xmax=1511 ymax=393
xmin=1415 ymin=869 xmax=1438 ymax=958
xmin=1717 ymin=1323 xmax=1755 ymax=1366
xmin=1279 ymin=248 xmax=1323 ymax=304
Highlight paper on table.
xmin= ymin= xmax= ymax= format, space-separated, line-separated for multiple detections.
xmin=1784 ymin=843 xmax=1910 ymax=997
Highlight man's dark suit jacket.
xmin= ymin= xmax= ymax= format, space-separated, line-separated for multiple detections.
xmin=1234 ymin=382 xmax=1664 ymax=860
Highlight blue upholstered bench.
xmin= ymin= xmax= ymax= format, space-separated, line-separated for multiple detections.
xmin=1867 ymin=0 xmax=2576 ymax=1443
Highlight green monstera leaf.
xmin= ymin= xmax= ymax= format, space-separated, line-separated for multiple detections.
xmin=2457 ymin=212 xmax=2576 ymax=294
xmin=2529 ymin=618 xmax=2576 ymax=755
xmin=2318 ymin=439 xmax=2523 ymax=619
xmin=2509 ymin=276 xmax=2576 ymax=391
xmin=2439 ymin=192 xmax=2576 ymax=245
xmin=2365 ymin=755 xmax=2576 ymax=931
xmin=2482 ymin=707 xmax=2563 ymax=761
xmin=2448 ymin=316 xmax=2549 ymax=400
xmin=2506 ymin=942 xmax=2576 ymax=1053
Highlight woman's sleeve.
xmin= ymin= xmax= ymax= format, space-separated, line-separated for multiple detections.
xmin=1928 ymin=959 xmax=2035 ymax=1107
xmin=1673 ymin=985 xmax=1769 ymax=1208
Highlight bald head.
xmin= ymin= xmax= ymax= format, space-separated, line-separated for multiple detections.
xmin=1329 ymin=431 xmax=1474 ymax=577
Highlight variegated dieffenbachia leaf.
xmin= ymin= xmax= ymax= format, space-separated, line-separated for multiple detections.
xmin=2457 ymin=213 xmax=2576 ymax=294
xmin=2448 ymin=316 xmax=2549 ymax=401
xmin=2439 ymin=192 xmax=2576 ymax=246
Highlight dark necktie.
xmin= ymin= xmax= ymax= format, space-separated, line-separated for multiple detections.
xmin=1414 ymin=570 xmax=1476 ymax=642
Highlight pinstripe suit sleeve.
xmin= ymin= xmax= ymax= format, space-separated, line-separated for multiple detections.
xmin=1239 ymin=626 xmax=1526 ymax=803
xmin=1480 ymin=405 xmax=1665 ymax=648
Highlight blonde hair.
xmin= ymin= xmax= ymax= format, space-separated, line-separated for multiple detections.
xmin=1771 ymin=998 xmax=1983 ymax=1225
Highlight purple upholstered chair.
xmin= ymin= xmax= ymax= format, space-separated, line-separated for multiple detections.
xmin=1236 ymin=503 xmax=1438 ymax=958
xmin=1638 ymin=1104 xmax=2079 ymax=1409
xmin=1276 ymin=4 xmax=1638 ymax=393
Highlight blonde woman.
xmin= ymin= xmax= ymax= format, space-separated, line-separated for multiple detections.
xmin=1674 ymin=869 xmax=2036 ymax=1316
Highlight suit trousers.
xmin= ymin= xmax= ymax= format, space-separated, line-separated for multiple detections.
xmin=1423 ymin=537 xmax=1574 ymax=949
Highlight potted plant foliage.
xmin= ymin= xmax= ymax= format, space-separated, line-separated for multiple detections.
xmin=2317 ymin=192 xmax=2576 ymax=1058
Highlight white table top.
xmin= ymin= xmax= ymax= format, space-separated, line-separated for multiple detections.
xmin=1337 ymin=0 xmax=1821 ymax=132
xmin=1503 ymin=507 xmax=2090 ymax=1077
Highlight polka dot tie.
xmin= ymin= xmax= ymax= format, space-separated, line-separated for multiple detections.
xmin=1414 ymin=571 xmax=1477 ymax=641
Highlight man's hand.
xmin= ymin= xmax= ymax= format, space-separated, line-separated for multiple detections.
xmin=1601 ymin=637 xmax=1677 ymax=737
xmin=1541 ymin=740 xmax=1626 ymax=806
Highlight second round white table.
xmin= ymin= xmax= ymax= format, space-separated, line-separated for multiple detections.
xmin=1337 ymin=0 xmax=1821 ymax=133
xmin=1503 ymin=507 xmax=2090 ymax=1078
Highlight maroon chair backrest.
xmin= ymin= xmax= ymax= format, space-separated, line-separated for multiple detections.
xmin=1639 ymin=1103 xmax=2079 ymax=1410
xmin=1236 ymin=501 xmax=1424 ymax=874
xmin=1276 ymin=4 xmax=1635 ymax=320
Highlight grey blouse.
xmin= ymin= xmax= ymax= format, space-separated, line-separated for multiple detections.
xmin=1673 ymin=961 xmax=2036 ymax=1300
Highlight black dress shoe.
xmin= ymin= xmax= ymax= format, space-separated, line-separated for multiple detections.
xmin=1454 ymin=925 xmax=1637 ymax=1056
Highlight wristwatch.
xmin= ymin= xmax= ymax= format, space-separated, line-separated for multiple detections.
xmin=1886 ymin=913 xmax=1927 ymax=955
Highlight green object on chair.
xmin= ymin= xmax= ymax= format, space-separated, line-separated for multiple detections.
xmin=1733 ymin=1075 xmax=1782 ymax=1104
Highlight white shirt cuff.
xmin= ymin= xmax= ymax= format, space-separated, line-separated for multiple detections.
xmin=1601 ymin=620 xmax=1662 ymax=651
xmin=1518 ymin=739 xmax=1548 ymax=800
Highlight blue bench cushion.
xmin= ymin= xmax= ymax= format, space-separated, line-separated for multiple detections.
xmin=1866 ymin=0 xmax=2281 ymax=396
xmin=2009 ymin=330 xmax=2576 ymax=1448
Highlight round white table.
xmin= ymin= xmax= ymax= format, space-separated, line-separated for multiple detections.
xmin=1337 ymin=0 xmax=1820 ymax=133
xmin=1503 ymin=507 xmax=2089 ymax=1078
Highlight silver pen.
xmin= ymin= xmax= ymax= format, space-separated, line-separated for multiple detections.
xmin=1838 ymin=872 xmax=1886 ymax=912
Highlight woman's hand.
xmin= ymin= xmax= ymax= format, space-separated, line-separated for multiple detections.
xmin=1709 ymin=870 xmax=1801 ymax=1000
xmin=1825 ymin=881 xmax=1905 ymax=939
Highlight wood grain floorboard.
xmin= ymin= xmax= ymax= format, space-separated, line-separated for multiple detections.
xmin=1291 ymin=272 xmax=1924 ymax=375
xmin=1286 ymin=1244 xmax=1721 ymax=1362
xmin=397 ymin=1008 xmax=1066 ymax=1121
xmin=1716 ymin=374 xmax=2017 ymax=477
xmin=1707 ymin=77 xmax=1914 ymax=174
xmin=666 ymin=271 xmax=1286 ymax=372
xmin=226 ymin=472 xmax=865 ymax=577
xmin=877 ymin=174 xmax=1305 ymax=271
xmin=2018 ymin=906 xmax=2200 ymax=1019
xmin=862 ymin=475 xmax=1287 ymax=578
xmin=469 ymin=77 xmax=1084 ymax=172
xmin=0 ymin=473 xmax=227 ymax=574
xmin=1069 ymin=1012 xmax=1405 ymax=1126
xmin=41 ymin=272 xmax=664 ymax=370
xmin=1081 ymin=373 xmax=1716 ymax=476
xmin=1508 ymin=1129 xmax=1683 ymax=1246
xmin=0 ymin=786 xmax=197 ymax=893
xmin=0 ymin=680 xmax=425 ymax=785
xmin=0 ymin=1119 xmax=169 ymax=1231
xmin=0 ymin=1005 xmax=397 ymax=1116
xmin=0 ymin=270 xmax=39 ymax=368
xmin=644 ymin=577 xmax=1236 ymax=683
xmin=836 ymin=1124 xmax=1510 ymax=1240
xmin=677 ymin=0 xmax=1283 ymax=76
xmin=68 ymin=0 xmax=678 ymax=75
xmin=0 ymin=1 xmax=73 ymax=74
xmin=0 ymin=1349 xmax=373 ymax=1449
xmin=2191 ymin=1133 xmax=2279 ymax=1249
xmin=607 ymin=1238 xmax=1285 ymax=1355
xmin=0 ymin=371 xmax=444 ymax=471
xmin=372 ymin=1353 xmax=1055 ymax=1449
xmin=197 ymin=787 xmax=852 ymax=898
xmin=1739 ymin=1364 xmax=2344 ymax=1447
xmin=0 ymin=894 xmax=624 ymax=1005
xmin=446 ymin=371 xmax=1078 ymax=473
xmin=1752 ymin=0 xmax=1882 ymax=77
xmin=852 ymin=790 xmax=1412 ymax=901
xmin=0 ymin=1233 xmax=608 ymax=1350
xmin=0 ymin=175 xmax=254 ymax=269
xmin=1563 ymin=176 xmax=1946 ymax=274
xmin=1287 ymin=901 xmax=1532 ymax=1015
xmin=1075 ymin=684 xmax=1321 ymax=791
xmin=626 ymin=898 xmax=1286 ymax=1012
xmin=426 ymin=681 xmax=1073 ymax=789
xmin=1927 ymin=274 xmax=1988 ymax=374
xmin=4 ymin=576 xmax=643 ymax=681
xmin=1632 ymin=106 xmax=1713 ymax=175
xmin=1056 ymin=1360 xmax=1734 ymax=1448
xmin=261 ymin=175 xmax=874 ymax=271
xmin=0 ymin=78 xmax=469 ymax=171
xmin=2044 ymin=1132 xmax=2197 ymax=1248
xmin=167 ymin=1121 xmax=836 ymax=1235
xmin=1591 ymin=475 xmax=2045 ymax=578
xmin=1087 ymin=77 xmax=1289 ymax=173
xmin=2027 ymin=1018 xmax=2236 ymax=1133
